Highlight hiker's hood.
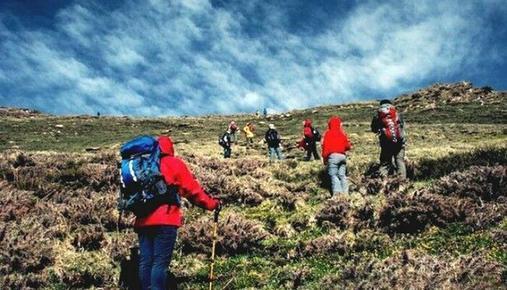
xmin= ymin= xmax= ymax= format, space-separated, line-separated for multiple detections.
xmin=304 ymin=119 xmax=313 ymax=127
xmin=380 ymin=103 xmax=394 ymax=110
xmin=328 ymin=116 xmax=342 ymax=130
xmin=158 ymin=136 xmax=175 ymax=156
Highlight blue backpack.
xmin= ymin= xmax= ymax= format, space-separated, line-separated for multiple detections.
xmin=118 ymin=136 xmax=180 ymax=217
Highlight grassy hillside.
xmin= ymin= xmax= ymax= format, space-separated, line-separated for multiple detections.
xmin=0 ymin=82 xmax=506 ymax=289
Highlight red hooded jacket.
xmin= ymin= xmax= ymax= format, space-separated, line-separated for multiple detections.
xmin=303 ymin=119 xmax=313 ymax=139
xmin=321 ymin=117 xmax=351 ymax=161
xmin=135 ymin=136 xmax=219 ymax=228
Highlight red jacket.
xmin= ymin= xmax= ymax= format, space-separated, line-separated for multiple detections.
xmin=303 ymin=119 xmax=313 ymax=139
xmin=135 ymin=136 xmax=218 ymax=228
xmin=321 ymin=117 xmax=351 ymax=161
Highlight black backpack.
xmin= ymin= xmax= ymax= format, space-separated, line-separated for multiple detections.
xmin=266 ymin=129 xmax=280 ymax=146
xmin=312 ymin=128 xmax=321 ymax=141
xmin=218 ymin=132 xmax=230 ymax=147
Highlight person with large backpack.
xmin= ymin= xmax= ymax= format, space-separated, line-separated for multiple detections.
xmin=322 ymin=116 xmax=352 ymax=196
xmin=371 ymin=99 xmax=407 ymax=179
xmin=300 ymin=119 xmax=321 ymax=161
xmin=119 ymin=135 xmax=220 ymax=290
xmin=219 ymin=129 xmax=233 ymax=158
xmin=265 ymin=123 xmax=283 ymax=161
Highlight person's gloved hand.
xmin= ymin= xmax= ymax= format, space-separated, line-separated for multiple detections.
xmin=214 ymin=198 xmax=222 ymax=211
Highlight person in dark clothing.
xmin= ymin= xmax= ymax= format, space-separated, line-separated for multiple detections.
xmin=219 ymin=129 xmax=233 ymax=158
xmin=371 ymin=99 xmax=407 ymax=179
xmin=300 ymin=119 xmax=321 ymax=161
xmin=265 ymin=123 xmax=283 ymax=161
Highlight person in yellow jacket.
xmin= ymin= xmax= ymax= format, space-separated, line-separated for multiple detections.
xmin=243 ymin=122 xmax=255 ymax=148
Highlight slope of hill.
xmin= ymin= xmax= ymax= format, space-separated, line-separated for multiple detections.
xmin=0 ymin=82 xmax=506 ymax=289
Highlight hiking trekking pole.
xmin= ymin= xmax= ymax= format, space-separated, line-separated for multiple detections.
xmin=209 ymin=205 xmax=221 ymax=290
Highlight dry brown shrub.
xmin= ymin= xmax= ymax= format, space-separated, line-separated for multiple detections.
xmin=0 ymin=187 xmax=35 ymax=222
xmin=72 ymin=225 xmax=106 ymax=251
xmin=1 ymin=273 xmax=47 ymax=289
xmin=0 ymin=151 xmax=118 ymax=194
xmin=315 ymin=198 xmax=352 ymax=229
xmin=303 ymin=230 xmax=390 ymax=257
xmin=0 ymin=220 xmax=55 ymax=277
xmin=352 ymin=202 xmax=375 ymax=230
xmin=322 ymin=250 xmax=505 ymax=289
xmin=195 ymin=168 xmax=266 ymax=206
xmin=378 ymin=191 xmax=506 ymax=234
xmin=178 ymin=213 xmax=269 ymax=256
xmin=231 ymin=158 xmax=268 ymax=176
xmin=274 ymin=187 xmax=308 ymax=211
xmin=303 ymin=234 xmax=345 ymax=256
xmin=358 ymin=176 xmax=410 ymax=196
xmin=379 ymin=192 xmax=462 ymax=234
xmin=434 ymin=165 xmax=507 ymax=202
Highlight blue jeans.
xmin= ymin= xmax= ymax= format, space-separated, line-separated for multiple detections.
xmin=327 ymin=153 xmax=348 ymax=194
xmin=268 ymin=146 xmax=283 ymax=161
xmin=138 ymin=226 xmax=178 ymax=290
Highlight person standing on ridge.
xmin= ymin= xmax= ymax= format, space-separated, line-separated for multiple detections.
xmin=371 ymin=99 xmax=407 ymax=179
xmin=243 ymin=122 xmax=255 ymax=148
xmin=322 ymin=116 xmax=352 ymax=196
xmin=219 ymin=128 xmax=233 ymax=158
xmin=299 ymin=119 xmax=321 ymax=161
xmin=228 ymin=121 xmax=239 ymax=144
xmin=265 ymin=123 xmax=283 ymax=161
xmin=133 ymin=136 xmax=221 ymax=290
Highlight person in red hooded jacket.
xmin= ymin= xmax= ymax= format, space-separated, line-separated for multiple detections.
xmin=321 ymin=116 xmax=352 ymax=196
xmin=299 ymin=119 xmax=321 ymax=161
xmin=135 ymin=136 xmax=220 ymax=290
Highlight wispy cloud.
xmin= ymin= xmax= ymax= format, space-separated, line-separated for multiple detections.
xmin=0 ymin=0 xmax=505 ymax=116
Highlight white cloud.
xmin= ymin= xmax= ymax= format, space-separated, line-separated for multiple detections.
xmin=0 ymin=0 xmax=501 ymax=116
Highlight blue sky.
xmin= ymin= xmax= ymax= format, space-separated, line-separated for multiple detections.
xmin=0 ymin=0 xmax=506 ymax=116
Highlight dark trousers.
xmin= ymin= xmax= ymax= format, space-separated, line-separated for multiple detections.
xmin=138 ymin=226 xmax=178 ymax=290
xmin=379 ymin=143 xmax=406 ymax=179
xmin=223 ymin=146 xmax=232 ymax=158
xmin=305 ymin=142 xmax=320 ymax=161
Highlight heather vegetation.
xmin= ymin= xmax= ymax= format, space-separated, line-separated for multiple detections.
xmin=0 ymin=82 xmax=506 ymax=289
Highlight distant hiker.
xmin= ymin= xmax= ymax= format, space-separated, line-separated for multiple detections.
xmin=299 ymin=119 xmax=321 ymax=161
xmin=322 ymin=116 xmax=352 ymax=196
xmin=243 ymin=122 xmax=255 ymax=147
xmin=371 ymin=99 xmax=407 ymax=179
xmin=265 ymin=123 xmax=283 ymax=161
xmin=228 ymin=121 xmax=239 ymax=143
xmin=263 ymin=108 xmax=268 ymax=118
xmin=97 ymin=111 xmax=101 ymax=117
xmin=219 ymin=129 xmax=233 ymax=158
xmin=119 ymin=135 xmax=220 ymax=290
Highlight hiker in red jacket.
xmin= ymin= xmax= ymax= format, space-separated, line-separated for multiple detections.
xmin=322 ymin=116 xmax=351 ymax=196
xmin=299 ymin=119 xmax=321 ymax=161
xmin=370 ymin=99 xmax=406 ymax=179
xmin=135 ymin=136 xmax=220 ymax=290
